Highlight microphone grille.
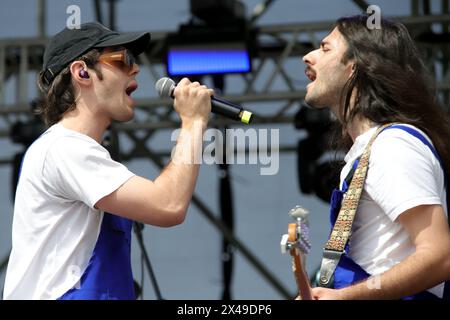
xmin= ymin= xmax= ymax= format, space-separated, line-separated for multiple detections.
xmin=155 ymin=77 xmax=175 ymax=98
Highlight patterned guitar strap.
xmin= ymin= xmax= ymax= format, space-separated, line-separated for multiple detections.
xmin=318 ymin=123 xmax=394 ymax=287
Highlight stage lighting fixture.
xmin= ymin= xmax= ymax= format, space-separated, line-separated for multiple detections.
xmin=295 ymin=105 xmax=342 ymax=203
xmin=190 ymin=0 xmax=246 ymax=26
xmin=167 ymin=42 xmax=251 ymax=76
xmin=166 ymin=0 xmax=253 ymax=77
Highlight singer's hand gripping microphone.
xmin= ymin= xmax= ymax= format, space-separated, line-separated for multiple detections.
xmin=155 ymin=77 xmax=253 ymax=124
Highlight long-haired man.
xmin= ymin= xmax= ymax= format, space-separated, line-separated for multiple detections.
xmin=303 ymin=15 xmax=450 ymax=299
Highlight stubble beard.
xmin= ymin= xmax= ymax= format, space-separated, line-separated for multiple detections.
xmin=305 ymin=84 xmax=334 ymax=110
xmin=305 ymin=78 xmax=344 ymax=114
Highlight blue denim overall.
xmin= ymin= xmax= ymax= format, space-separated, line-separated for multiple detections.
xmin=58 ymin=213 xmax=135 ymax=300
xmin=328 ymin=125 xmax=449 ymax=299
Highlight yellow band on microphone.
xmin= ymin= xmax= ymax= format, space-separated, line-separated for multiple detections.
xmin=240 ymin=110 xmax=253 ymax=124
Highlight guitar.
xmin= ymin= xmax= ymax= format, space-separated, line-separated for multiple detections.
xmin=280 ymin=205 xmax=313 ymax=300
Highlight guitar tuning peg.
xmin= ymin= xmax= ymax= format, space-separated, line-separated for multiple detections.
xmin=288 ymin=205 xmax=309 ymax=219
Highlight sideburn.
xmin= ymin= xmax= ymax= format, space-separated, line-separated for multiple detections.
xmin=339 ymin=71 xmax=358 ymax=124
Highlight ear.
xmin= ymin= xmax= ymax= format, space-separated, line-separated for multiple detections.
xmin=350 ymin=58 xmax=357 ymax=70
xmin=348 ymin=60 xmax=357 ymax=78
xmin=70 ymin=61 xmax=91 ymax=86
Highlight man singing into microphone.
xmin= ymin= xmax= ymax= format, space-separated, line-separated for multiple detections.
xmin=302 ymin=15 xmax=450 ymax=299
xmin=3 ymin=22 xmax=213 ymax=300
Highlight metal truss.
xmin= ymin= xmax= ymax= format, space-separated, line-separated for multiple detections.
xmin=1 ymin=10 xmax=450 ymax=298
xmin=1 ymin=14 xmax=450 ymax=133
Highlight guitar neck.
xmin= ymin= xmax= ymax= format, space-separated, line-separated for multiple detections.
xmin=291 ymin=248 xmax=313 ymax=300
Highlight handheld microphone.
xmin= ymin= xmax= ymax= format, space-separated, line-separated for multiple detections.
xmin=155 ymin=77 xmax=253 ymax=124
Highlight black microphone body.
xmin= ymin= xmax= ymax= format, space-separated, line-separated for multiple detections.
xmin=155 ymin=77 xmax=253 ymax=124
xmin=210 ymin=96 xmax=245 ymax=122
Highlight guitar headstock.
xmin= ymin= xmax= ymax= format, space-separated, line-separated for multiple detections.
xmin=289 ymin=205 xmax=309 ymax=221
xmin=280 ymin=205 xmax=314 ymax=300
xmin=280 ymin=205 xmax=311 ymax=254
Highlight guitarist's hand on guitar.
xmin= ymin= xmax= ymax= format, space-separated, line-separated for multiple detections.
xmin=311 ymin=287 xmax=344 ymax=300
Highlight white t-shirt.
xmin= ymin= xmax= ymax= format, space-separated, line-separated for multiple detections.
xmin=3 ymin=123 xmax=135 ymax=300
xmin=341 ymin=124 xmax=447 ymax=298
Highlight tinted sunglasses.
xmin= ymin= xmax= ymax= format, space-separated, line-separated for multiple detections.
xmin=98 ymin=49 xmax=136 ymax=72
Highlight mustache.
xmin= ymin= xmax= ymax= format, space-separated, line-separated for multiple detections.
xmin=305 ymin=67 xmax=316 ymax=80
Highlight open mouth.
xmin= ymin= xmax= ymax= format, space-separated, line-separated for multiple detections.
xmin=305 ymin=68 xmax=316 ymax=82
xmin=125 ymin=82 xmax=138 ymax=96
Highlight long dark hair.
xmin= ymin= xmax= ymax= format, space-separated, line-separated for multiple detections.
xmin=335 ymin=14 xmax=450 ymax=176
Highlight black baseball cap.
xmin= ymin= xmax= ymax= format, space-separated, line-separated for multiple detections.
xmin=41 ymin=22 xmax=151 ymax=86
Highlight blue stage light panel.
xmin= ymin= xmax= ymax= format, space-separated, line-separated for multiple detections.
xmin=167 ymin=43 xmax=251 ymax=76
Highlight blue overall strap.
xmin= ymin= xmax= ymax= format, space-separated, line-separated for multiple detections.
xmin=332 ymin=125 xmax=449 ymax=299
xmin=329 ymin=160 xmax=359 ymax=226
xmin=58 ymin=213 xmax=135 ymax=300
